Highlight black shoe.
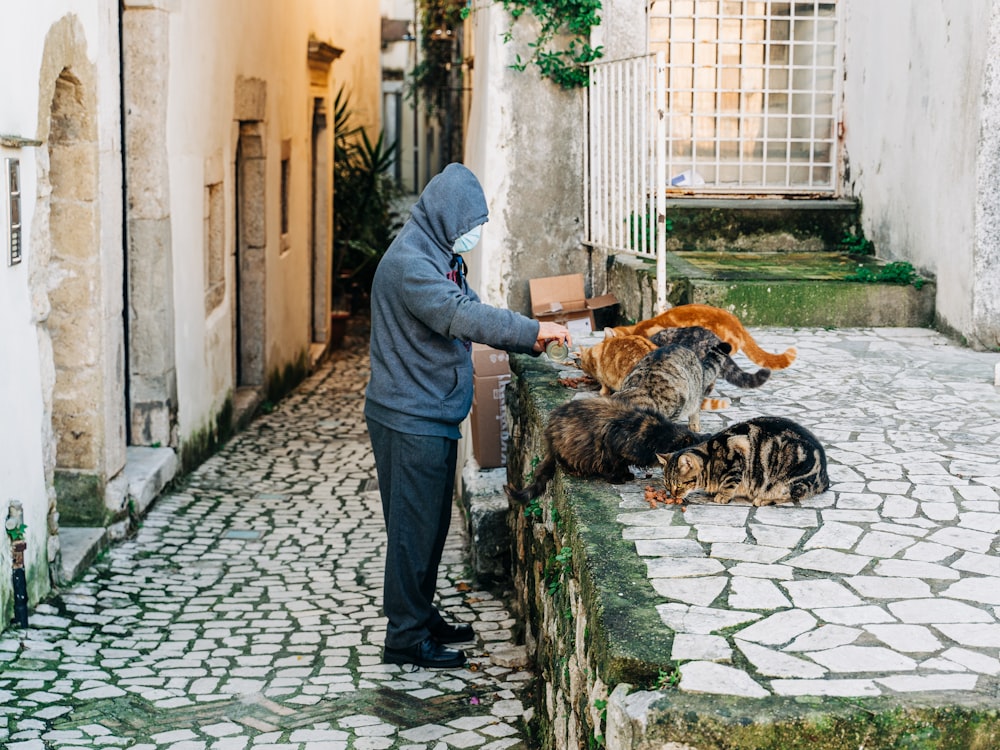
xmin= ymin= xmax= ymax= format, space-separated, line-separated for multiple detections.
xmin=429 ymin=620 xmax=476 ymax=644
xmin=384 ymin=637 xmax=467 ymax=669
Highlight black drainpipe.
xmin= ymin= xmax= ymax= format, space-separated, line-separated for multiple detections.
xmin=118 ymin=0 xmax=132 ymax=445
xmin=7 ymin=501 xmax=28 ymax=628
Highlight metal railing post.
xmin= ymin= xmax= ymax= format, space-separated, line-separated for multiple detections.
xmin=654 ymin=51 xmax=667 ymax=313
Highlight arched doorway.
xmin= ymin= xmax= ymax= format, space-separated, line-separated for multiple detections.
xmin=33 ymin=13 xmax=128 ymax=574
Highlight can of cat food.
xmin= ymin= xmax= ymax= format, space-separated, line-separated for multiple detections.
xmin=545 ymin=340 xmax=571 ymax=363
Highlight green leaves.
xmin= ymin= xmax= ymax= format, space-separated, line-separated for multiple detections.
xmin=545 ymin=545 xmax=574 ymax=595
xmin=845 ymin=261 xmax=926 ymax=289
xmin=411 ymin=0 xmax=467 ymax=115
xmin=839 ymin=231 xmax=875 ymax=256
xmin=498 ymin=0 xmax=604 ymax=88
xmin=333 ymin=87 xmax=402 ymax=299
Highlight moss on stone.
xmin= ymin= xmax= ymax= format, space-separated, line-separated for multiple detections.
xmin=659 ymin=199 xmax=859 ymax=253
xmin=619 ymin=691 xmax=1000 ymax=749
xmin=179 ymin=393 xmax=235 ymax=474
xmin=54 ymin=471 xmax=109 ymax=527
xmin=610 ymin=250 xmax=936 ymax=328
xmin=691 ymin=278 xmax=935 ymax=327
xmin=267 ymin=350 xmax=309 ymax=405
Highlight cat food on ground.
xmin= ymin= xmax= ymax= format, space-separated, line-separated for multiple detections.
xmin=558 ymin=374 xmax=596 ymax=389
xmin=645 ymin=485 xmax=684 ymax=507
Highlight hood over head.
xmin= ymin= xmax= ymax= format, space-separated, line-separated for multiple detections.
xmin=409 ymin=163 xmax=489 ymax=252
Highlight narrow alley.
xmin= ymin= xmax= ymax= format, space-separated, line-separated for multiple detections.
xmin=0 ymin=320 xmax=534 ymax=750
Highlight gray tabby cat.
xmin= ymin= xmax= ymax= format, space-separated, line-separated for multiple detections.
xmin=657 ymin=416 xmax=829 ymax=507
xmin=649 ymin=326 xmax=771 ymax=389
xmin=614 ymin=342 xmax=733 ymax=431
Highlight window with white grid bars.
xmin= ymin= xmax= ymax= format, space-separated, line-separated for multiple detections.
xmin=648 ymin=0 xmax=841 ymax=193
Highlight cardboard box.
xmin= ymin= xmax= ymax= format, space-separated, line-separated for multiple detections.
xmin=470 ymin=372 xmax=511 ymax=468
xmin=528 ymin=273 xmax=619 ymax=336
xmin=472 ymin=343 xmax=510 ymax=377
xmin=470 ymin=344 xmax=511 ymax=468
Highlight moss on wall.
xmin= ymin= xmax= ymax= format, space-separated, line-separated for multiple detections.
xmin=609 ymin=690 xmax=1000 ymax=749
xmin=506 ymin=353 xmax=680 ymax=750
xmin=54 ymin=471 xmax=109 ymax=527
xmin=179 ymin=393 xmax=235 ymax=475
xmin=266 ymin=350 xmax=309 ymax=406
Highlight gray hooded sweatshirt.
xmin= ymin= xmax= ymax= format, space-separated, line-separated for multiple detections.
xmin=364 ymin=163 xmax=540 ymax=438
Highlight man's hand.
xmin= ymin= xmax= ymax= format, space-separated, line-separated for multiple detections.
xmin=533 ymin=321 xmax=572 ymax=353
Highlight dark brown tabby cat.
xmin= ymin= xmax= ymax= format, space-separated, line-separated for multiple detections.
xmin=657 ymin=416 xmax=829 ymax=507
xmin=614 ymin=342 xmax=733 ymax=432
xmin=505 ymin=397 xmax=701 ymax=503
xmin=650 ymin=326 xmax=771 ymax=390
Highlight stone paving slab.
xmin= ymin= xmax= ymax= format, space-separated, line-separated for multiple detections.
xmin=0 ymin=333 xmax=533 ymax=750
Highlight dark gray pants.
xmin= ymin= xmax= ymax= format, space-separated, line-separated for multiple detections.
xmin=367 ymin=418 xmax=457 ymax=649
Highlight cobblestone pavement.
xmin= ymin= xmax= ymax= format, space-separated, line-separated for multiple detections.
xmin=0 ymin=330 xmax=534 ymax=750
xmin=604 ymin=327 xmax=1000 ymax=701
xmin=3 ymin=326 xmax=1000 ymax=750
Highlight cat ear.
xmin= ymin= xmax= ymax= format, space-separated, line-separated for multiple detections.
xmin=677 ymin=453 xmax=703 ymax=478
xmin=603 ymin=327 xmax=617 ymax=339
xmin=655 ymin=452 xmax=670 ymax=466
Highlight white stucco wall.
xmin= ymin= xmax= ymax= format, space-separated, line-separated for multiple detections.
xmin=162 ymin=0 xmax=380 ymax=443
xmin=0 ymin=2 xmax=121 ymax=612
xmin=842 ymin=0 xmax=995 ymax=342
xmin=464 ymin=3 xmax=589 ymax=316
xmin=465 ymin=1 xmax=515 ymax=309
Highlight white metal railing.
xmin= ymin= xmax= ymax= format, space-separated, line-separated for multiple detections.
xmin=585 ymin=53 xmax=669 ymax=311
xmin=585 ymin=2 xmax=842 ymax=310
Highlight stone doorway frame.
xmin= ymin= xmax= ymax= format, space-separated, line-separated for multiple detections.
xmin=233 ymin=77 xmax=269 ymax=388
xmin=33 ymin=15 xmax=128 ymax=543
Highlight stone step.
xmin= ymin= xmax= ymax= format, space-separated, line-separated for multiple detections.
xmin=608 ymin=198 xmax=937 ymax=328
xmin=57 ymin=446 xmax=178 ymax=585
xmin=124 ymin=446 xmax=179 ymax=516
xmin=610 ymin=250 xmax=936 ymax=328
xmin=660 ymin=197 xmax=861 ymax=253
xmin=58 ymin=527 xmax=108 ymax=584
xmin=666 ymin=250 xmax=935 ymax=327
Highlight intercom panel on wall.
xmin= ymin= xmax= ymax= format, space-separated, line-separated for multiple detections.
xmin=5 ymin=157 xmax=22 ymax=266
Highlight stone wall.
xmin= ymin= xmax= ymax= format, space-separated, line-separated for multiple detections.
xmin=504 ymin=353 xmax=673 ymax=750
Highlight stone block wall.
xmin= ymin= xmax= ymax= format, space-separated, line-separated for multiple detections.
xmin=504 ymin=353 xmax=674 ymax=750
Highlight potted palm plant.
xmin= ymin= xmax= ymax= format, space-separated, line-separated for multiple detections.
xmin=332 ymin=87 xmax=402 ymax=345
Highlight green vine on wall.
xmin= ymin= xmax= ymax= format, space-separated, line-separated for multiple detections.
xmin=412 ymin=0 xmax=467 ymax=114
xmin=464 ymin=0 xmax=604 ymax=88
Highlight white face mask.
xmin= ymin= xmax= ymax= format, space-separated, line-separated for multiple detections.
xmin=452 ymin=225 xmax=482 ymax=253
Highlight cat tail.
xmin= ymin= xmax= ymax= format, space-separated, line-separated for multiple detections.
xmin=700 ymin=397 xmax=731 ymax=411
xmin=505 ymin=454 xmax=557 ymax=504
xmin=740 ymin=338 xmax=797 ymax=370
xmin=721 ymin=362 xmax=771 ymax=389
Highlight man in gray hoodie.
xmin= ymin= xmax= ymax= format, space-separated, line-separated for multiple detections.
xmin=365 ymin=163 xmax=570 ymax=669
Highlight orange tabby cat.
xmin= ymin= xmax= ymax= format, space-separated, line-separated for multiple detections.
xmin=611 ymin=304 xmax=796 ymax=370
xmin=577 ymin=330 xmax=730 ymax=416
xmin=578 ymin=333 xmax=656 ymax=395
